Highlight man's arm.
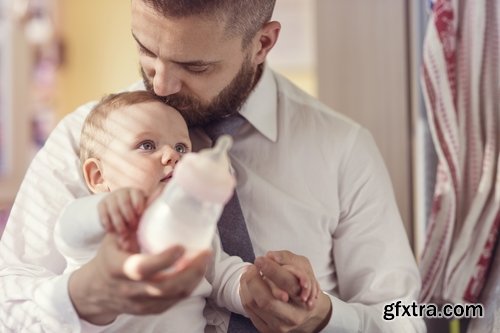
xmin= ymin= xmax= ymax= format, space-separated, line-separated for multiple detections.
xmin=0 ymin=106 xmax=93 ymax=331
xmin=239 ymin=128 xmax=426 ymax=333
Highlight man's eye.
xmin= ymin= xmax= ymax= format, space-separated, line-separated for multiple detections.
xmin=138 ymin=140 xmax=156 ymax=150
xmin=174 ymin=143 xmax=188 ymax=154
xmin=185 ymin=65 xmax=209 ymax=73
xmin=138 ymin=46 xmax=155 ymax=57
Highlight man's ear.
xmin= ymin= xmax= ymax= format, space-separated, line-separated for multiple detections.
xmin=252 ymin=21 xmax=281 ymax=65
xmin=82 ymin=158 xmax=109 ymax=193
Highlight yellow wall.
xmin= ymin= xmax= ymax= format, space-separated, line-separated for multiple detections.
xmin=56 ymin=1 xmax=139 ymax=119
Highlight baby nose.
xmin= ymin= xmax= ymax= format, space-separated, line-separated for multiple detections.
xmin=161 ymin=146 xmax=180 ymax=166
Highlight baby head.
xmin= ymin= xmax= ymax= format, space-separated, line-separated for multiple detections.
xmin=80 ymin=90 xmax=192 ymax=195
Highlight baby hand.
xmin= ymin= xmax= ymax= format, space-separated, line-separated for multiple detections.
xmin=98 ymin=188 xmax=147 ymax=251
xmin=256 ymin=252 xmax=320 ymax=309
xmin=280 ymin=262 xmax=320 ymax=308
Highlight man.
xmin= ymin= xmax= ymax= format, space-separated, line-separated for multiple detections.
xmin=0 ymin=0 xmax=425 ymax=332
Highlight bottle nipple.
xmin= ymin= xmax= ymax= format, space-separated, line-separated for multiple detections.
xmin=203 ymin=135 xmax=233 ymax=163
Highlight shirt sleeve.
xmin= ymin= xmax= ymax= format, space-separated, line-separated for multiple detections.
xmin=54 ymin=193 xmax=108 ymax=273
xmin=205 ymin=232 xmax=251 ymax=316
xmin=0 ymin=103 xmax=99 ymax=332
xmin=320 ymin=127 xmax=426 ymax=333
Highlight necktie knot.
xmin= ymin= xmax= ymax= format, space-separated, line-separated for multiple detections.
xmin=204 ymin=114 xmax=247 ymax=142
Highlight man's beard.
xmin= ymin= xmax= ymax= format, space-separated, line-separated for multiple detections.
xmin=141 ymin=56 xmax=258 ymax=127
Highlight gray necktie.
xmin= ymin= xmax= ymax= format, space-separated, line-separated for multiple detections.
xmin=204 ymin=114 xmax=258 ymax=333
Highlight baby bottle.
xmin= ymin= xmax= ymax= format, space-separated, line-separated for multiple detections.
xmin=137 ymin=135 xmax=235 ymax=258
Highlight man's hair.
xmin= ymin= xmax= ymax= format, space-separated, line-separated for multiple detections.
xmin=141 ymin=0 xmax=276 ymax=47
xmin=80 ymin=90 xmax=164 ymax=164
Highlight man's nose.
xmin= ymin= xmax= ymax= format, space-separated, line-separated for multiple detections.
xmin=161 ymin=146 xmax=180 ymax=166
xmin=153 ymin=60 xmax=182 ymax=97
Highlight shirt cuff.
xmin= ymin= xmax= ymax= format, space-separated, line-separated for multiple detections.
xmin=320 ymin=292 xmax=361 ymax=333
xmin=232 ymin=269 xmax=249 ymax=316
xmin=79 ymin=319 xmax=117 ymax=333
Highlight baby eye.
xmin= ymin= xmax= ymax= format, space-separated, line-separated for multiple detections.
xmin=138 ymin=140 xmax=156 ymax=151
xmin=174 ymin=143 xmax=188 ymax=154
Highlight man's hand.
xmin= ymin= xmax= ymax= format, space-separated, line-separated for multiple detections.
xmin=258 ymin=251 xmax=320 ymax=307
xmin=240 ymin=251 xmax=332 ymax=333
xmin=68 ymin=233 xmax=211 ymax=325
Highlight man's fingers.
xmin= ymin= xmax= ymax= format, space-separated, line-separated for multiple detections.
xmin=241 ymin=267 xmax=286 ymax=330
xmin=266 ymin=250 xmax=320 ymax=306
xmin=156 ymin=249 xmax=212 ymax=283
xmin=262 ymin=275 xmax=289 ymax=302
xmin=123 ymin=246 xmax=185 ymax=280
xmin=240 ymin=273 xmax=274 ymax=332
xmin=266 ymin=250 xmax=308 ymax=267
xmin=247 ymin=287 xmax=303 ymax=329
xmin=245 ymin=306 xmax=274 ymax=333
xmin=241 ymin=265 xmax=274 ymax=309
xmin=282 ymin=264 xmax=312 ymax=303
xmin=255 ymin=256 xmax=301 ymax=297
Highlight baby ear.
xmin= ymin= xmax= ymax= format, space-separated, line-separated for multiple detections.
xmin=82 ymin=158 xmax=109 ymax=193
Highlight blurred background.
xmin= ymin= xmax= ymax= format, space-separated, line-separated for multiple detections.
xmin=1 ymin=2 xmax=498 ymax=332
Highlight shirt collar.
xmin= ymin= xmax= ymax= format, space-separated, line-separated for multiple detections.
xmin=239 ymin=64 xmax=278 ymax=142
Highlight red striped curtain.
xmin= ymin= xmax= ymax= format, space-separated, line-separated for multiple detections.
xmin=420 ymin=0 xmax=500 ymax=304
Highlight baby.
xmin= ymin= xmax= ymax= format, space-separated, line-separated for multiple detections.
xmin=54 ymin=90 xmax=317 ymax=332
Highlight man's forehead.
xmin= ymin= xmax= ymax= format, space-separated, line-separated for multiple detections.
xmin=131 ymin=22 xmax=242 ymax=63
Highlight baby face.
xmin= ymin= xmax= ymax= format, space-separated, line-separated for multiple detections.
xmin=99 ymin=101 xmax=191 ymax=194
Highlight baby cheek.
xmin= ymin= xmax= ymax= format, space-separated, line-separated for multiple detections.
xmin=105 ymin=160 xmax=144 ymax=189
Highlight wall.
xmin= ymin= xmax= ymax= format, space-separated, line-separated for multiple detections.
xmin=0 ymin=17 xmax=31 ymax=206
xmin=56 ymin=1 xmax=140 ymax=119
xmin=316 ymin=0 xmax=414 ymax=243
xmin=1 ymin=1 xmax=139 ymax=212
xmin=267 ymin=0 xmax=317 ymax=96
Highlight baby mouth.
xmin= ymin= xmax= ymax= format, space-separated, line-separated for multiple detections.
xmin=160 ymin=172 xmax=173 ymax=182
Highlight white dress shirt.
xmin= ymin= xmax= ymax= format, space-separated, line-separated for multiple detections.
xmin=0 ymin=65 xmax=425 ymax=332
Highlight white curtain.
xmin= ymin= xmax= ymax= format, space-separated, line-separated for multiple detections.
xmin=419 ymin=0 xmax=500 ymax=304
